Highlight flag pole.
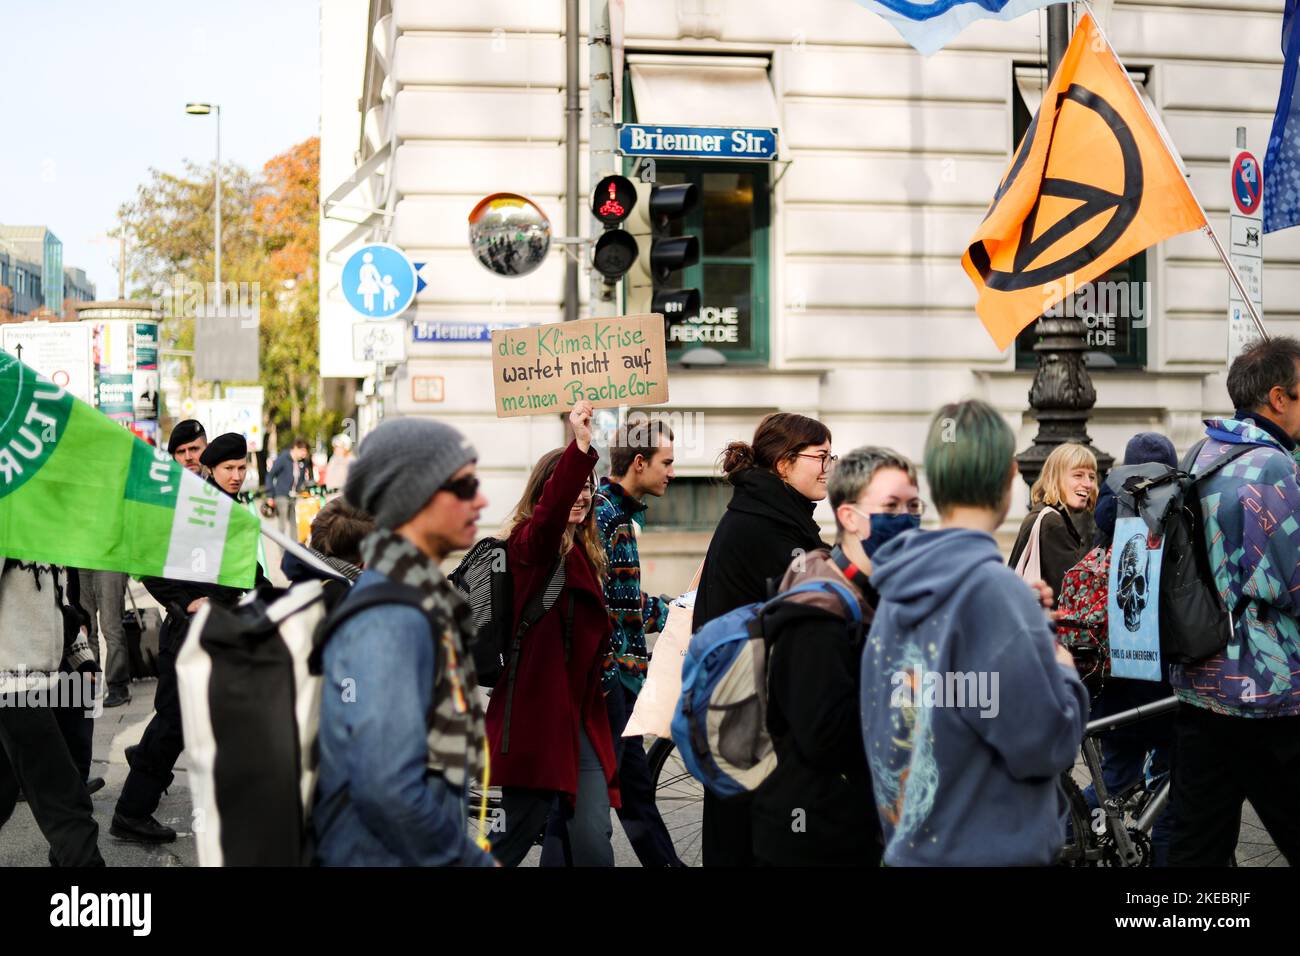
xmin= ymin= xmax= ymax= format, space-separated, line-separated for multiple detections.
xmin=1202 ymin=225 xmax=1269 ymax=341
xmin=260 ymin=521 xmax=349 ymax=582
xmin=1076 ymin=0 xmax=1269 ymax=342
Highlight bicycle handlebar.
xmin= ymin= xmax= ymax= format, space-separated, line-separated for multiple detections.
xmin=1084 ymin=694 xmax=1179 ymax=737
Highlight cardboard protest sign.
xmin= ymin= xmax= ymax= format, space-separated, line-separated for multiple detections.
xmin=490 ymin=313 xmax=669 ymax=418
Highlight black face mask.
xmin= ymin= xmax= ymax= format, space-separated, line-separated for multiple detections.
xmin=862 ymin=512 xmax=921 ymax=558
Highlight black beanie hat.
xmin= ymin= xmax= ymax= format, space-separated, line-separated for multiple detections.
xmin=167 ymin=419 xmax=206 ymax=455
xmin=199 ymin=432 xmax=248 ymax=468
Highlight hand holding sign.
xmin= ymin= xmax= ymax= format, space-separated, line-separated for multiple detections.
xmin=570 ymin=399 xmax=594 ymax=452
xmin=491 ymin=314 xmax=669 ymax=418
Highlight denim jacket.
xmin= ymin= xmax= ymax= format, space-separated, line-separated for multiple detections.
xmin=313 ymin=571 xmax=494 ymax=866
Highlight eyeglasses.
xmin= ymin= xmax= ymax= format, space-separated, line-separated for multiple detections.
xmin=439 ymin=475 xmax=480 ymax=501
xmin=796 ymin=451 xmax=839 ymax=473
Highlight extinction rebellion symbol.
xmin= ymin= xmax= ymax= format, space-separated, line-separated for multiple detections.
xmin=968 ymin=84 xmax=1144 ymax=291
xmin=0 ymin=351 xmax=73 ymax=497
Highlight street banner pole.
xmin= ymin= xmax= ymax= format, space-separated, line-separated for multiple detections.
xmin=589 ymin=0 xmax=618 ymax=318
xmin=1078 ymin=0 xmax=1268 ymax=341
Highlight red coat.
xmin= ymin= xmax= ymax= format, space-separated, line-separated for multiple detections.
xmin=485 ymin=441 xmax=620 ymax=807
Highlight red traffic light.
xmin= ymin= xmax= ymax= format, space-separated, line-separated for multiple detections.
xmin=592 ymin=175 xmax=637 ymax=226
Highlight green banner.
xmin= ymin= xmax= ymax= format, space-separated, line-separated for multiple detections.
xmin=0 ymin=349 xmax=258 ymax=588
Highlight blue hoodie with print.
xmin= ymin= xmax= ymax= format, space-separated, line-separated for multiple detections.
xmin=860 ymin=527 xmax=1089 ymax=866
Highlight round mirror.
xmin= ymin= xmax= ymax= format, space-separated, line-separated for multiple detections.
xmin=468 ymin=193 xmax=551 ymax=278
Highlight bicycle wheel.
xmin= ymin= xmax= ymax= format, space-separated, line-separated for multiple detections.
xmin=1058 ymin=771 xmax=1097 ymax=867
xmin=647 ymin=737 xmax=705 ymax=867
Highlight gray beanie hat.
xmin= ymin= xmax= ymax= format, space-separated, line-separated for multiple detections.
xmin=344 ymin=418 xmax=478 ymax=530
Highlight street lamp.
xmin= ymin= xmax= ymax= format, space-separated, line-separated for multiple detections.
xmin=185 ymin=102 xmax=221 ymax=295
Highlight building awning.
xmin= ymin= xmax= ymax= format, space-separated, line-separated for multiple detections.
xmin=323 ymin=140 xmax=391 ymax=214
xmin=628 ymin=55 xmax=779 ymax=130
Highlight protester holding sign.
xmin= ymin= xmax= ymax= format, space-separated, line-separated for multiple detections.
xmin=113 ymin=430 xmax=269 ymax=846
xmin=486 ymin=400 xmax=621 ymax=867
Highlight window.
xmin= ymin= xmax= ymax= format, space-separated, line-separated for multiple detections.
xmin=650 ymin=476 xmax=730 ymax=530
xmin=650 ymin=163 xmax=770 ymax=364
xmin=623 ymin=59 xmax=773 ymax=366
xmin=1011 ymin=65 xmax=1149 ymax=371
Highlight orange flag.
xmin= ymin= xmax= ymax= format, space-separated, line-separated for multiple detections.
xmin=962 ymin=13 xmax=1206 ymax=350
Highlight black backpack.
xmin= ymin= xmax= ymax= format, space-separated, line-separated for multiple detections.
xmin=447 ymin=538 xmax=566 ymax=688
xmin=1106 ymin=438 xmax=1255 ymax=665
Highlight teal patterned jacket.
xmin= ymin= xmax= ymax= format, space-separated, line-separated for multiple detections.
xmin=1174 ymin=418 xmax=1300 ymax=717
xmin=595 ymin=478 xmax=668 ymax=695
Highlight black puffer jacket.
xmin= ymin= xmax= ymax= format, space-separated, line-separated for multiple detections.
xmin=751 ymin=549 xmax=881 ymax=867
xmin=692 ymin=467 xmax=826 ymax=632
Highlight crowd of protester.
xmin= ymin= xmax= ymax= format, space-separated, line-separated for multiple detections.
xmin=5 ymin=336 xmax=1300 ymax=867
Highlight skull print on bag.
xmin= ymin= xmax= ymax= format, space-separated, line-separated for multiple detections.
xmin=1116 ymin=534 xmax=1150 ymax=632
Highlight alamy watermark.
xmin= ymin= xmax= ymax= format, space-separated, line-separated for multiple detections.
xmin=890 ymin=667 xmax=1000 ymax=718
xmin=151 ymin=272 xmax=260 ymax=329
xmin=0 ymin=670 xmax=102 ymax=718
xmin=1041 ymin=277 xmax=1151 ymax=348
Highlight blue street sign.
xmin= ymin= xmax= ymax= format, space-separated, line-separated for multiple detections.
xmin=412 ymin=319 xmax=526 ymax=343
xmin=342 ymin=243 xmax=418 ymax=320
xmin=618 ymin=124 xmax=778 ymax=161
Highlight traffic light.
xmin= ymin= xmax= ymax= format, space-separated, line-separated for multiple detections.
xmin=591 ymin=174 xmax=639 ymax=282
xmin=626 ymin=182 xmax=700 ymax=326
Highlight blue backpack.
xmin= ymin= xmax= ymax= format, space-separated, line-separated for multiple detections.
xmin=671 ymin=579 xmax=864 ymax=799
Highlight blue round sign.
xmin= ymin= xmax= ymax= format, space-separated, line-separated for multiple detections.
xmin=1232 ymin=152 xmax=1262 ymax=216
xmin=342 ymin=243 xmax=418 ymax=320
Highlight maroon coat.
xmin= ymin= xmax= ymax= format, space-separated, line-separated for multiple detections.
xmin=485 ymin=440 xmax=620 ymax=807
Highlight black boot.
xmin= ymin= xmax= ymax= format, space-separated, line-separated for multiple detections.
xmin=110 ymin=811 xmax=177 ymax=844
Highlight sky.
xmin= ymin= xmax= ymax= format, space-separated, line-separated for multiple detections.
xmin=0 ymin=0 xmax=321 ymax=300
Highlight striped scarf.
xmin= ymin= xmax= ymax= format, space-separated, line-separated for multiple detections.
xmin=359 ymin=529 xmax=484 ymax=789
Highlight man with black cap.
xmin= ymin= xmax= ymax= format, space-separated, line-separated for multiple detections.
xmin=313 ymin=417 xmax=496 ymax=866
xmin=112 ymin=431 xmax=266 ymax=844
xmin=167 ymin=419 xmax=207 ymax=476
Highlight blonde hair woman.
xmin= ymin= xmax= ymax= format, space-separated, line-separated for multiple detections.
xmin=1007 ymin=442 xmax=1099 ymax=607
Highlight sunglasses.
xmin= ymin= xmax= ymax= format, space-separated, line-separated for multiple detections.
xmin=439 ymin=475 xmax=480 ymax=501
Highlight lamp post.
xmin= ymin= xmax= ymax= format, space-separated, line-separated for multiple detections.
xmin=1016 ymin=9 xmax=1113 ymax=488
xmin=185 ymin=102 xmax=221 ymax=291
xmin=186 ymin=102 xmax=222 ymax=399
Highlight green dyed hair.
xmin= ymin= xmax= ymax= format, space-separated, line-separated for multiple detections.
xmin=923 ymin=400 xmax=1016 ymax=514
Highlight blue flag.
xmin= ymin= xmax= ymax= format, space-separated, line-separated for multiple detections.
xmin=854 ymin=0 xmax=1067 ymax=56
xmin=1266 ymin=0 xmax=1300 ymax=233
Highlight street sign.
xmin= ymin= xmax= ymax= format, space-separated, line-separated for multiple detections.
xmin=342 ymin=243 xmax=418 ymax=320
xmin=412 ymin=319 xmax=526 ymax=343
xmin=352 ymin=319 xmax=408 ymax=363
xmin=1228 ymin=147 xmax=1265 ymax=364
xmin=618 ymin=124 xmax=778 ymax=161
xmin=1 ymin=322 xmax=95 ymax=404
xmin=1232 ymin=152 xmax=1263 ymax=215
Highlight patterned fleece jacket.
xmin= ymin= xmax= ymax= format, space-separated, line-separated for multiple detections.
xmin=595 ymin=478 xmax=668 ymax=695
xmin=1174 ymin=417 xmax=1300 ymax=717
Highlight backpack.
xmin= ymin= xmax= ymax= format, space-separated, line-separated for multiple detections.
xmin=1056 ymin=545 xmax=1111 ymax=687
xmin=1105 ymin=438 xmax=1255 ymax=665
xmin=447 ymin=537 xmax=564 ymax=688
xmin=671 ymin=579 xmax=864 ymax=800
xmin=175 ymin=575 xmax=354 ymax=867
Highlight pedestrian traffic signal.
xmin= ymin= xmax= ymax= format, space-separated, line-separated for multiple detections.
xmin=591 ymin=174 xmax=640 ymax=281
xmin=625 ymin=182 xmax=700 ymax=324
xmin=591 ymin=175 xmax=637 ymax=227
